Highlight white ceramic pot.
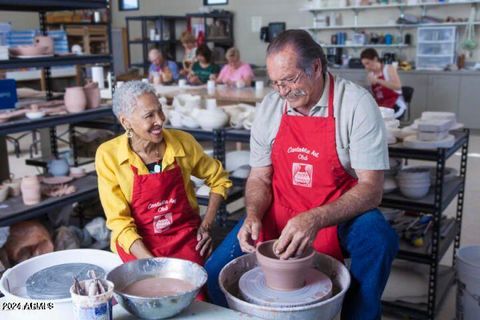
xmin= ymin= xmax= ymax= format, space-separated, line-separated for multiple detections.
xmin=0 ymin=185 xmax=8 ymax=202
xmin=181 ymin=115 xmax=200 ymax=129
xmin=173 ymin=94 xmax=201 ymax=114
xmin=399 ymin=183 xmax=430 ymax=199
xmin=197 ymin=109 xmax=229 ymax=130
xmin=226 ymin=150 xmax=250 ymax=172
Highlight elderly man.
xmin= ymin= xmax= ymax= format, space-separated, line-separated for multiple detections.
xmin=148 ymin=48 xmax=179 ymax=84
xmin=205 ymin=30 xmax=398 ymax=320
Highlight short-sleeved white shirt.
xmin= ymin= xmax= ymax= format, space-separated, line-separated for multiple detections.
xmin=249 ymin=74 xmax=389 ymax=177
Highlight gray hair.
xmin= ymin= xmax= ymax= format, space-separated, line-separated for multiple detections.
xmin=112 ymin=81 xmax=157 ymax=118
xmin=266 ymin=29 xmax=327 ymax=77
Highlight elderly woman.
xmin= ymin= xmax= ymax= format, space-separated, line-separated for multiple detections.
xmin=96 ymin=81 xmax=231 ymax=273
xmin=216 ymin=47 xmax=254 ymax=87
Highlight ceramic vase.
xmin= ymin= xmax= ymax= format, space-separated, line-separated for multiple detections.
xmin=34 ymin=36 xmax=54 ymax=55
xmin=48 ymin=158 xmax=70 ymax=177
xmin=84 ymin=82 xmax=101 ymax=109
xmin=64 ymin=87 xmax=87 ymax=113
xmin=21 ymin=176 xmax=41 ymax=205
xmin=256 ymin=239 xmax=315 ymax=291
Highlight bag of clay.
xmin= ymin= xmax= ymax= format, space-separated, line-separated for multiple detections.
xmin=4 ymin=220 xmax=54 ymax=264
xmin=54 ymin=226 xmax=81 ymax=251
xmin=85 ymin=217 xmax=110 ymax=242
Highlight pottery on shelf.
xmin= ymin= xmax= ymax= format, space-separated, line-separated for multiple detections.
xmin=172 ymin=94 xmax=201 ymax=114
xmin=256 ymin=239 xmax=315 ymax=291
xmin=34 ymin=36 xmax=54 ymax=55
xmin=47 ymin=158 xmax=70 ymax=177
xmin=196 ymin=108 xmax=229 ymax=130
xmin=9 ymin=45 xmax=49 ymax=57
xmin=64 ymin=87 xmax=87 ymax=113
xmin=84 ymin=82 xmax=101 ymax=109
xmin=69 ymin=167 xmax=86 ymax=178
xmin=4 ymin=178 xmax=21 ymax=197
xmin=21 ymin=176 xmax=42 ymax=205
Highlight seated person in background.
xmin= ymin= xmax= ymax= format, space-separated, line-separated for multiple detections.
xmin=148 ymin=48 xmax=179 ymax=84
xmin=180 ymin=31 xmax=197 ymax=77
xmin=188 ymin=45 xmax=220 ymax=85
xmin=360 ymin=48 xmax=407 ymax=118
xmin=216 ymin=47 xmax=254 ymax=88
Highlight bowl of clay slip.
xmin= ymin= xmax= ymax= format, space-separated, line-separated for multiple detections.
xmin=256 ymin=240 xmax=315 ymax=291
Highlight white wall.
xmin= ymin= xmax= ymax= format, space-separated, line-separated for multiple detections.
xmin=111 ymin=0 xmax=480 ymax=67
xmin=0 ymin=11 xmax=38 ymax=30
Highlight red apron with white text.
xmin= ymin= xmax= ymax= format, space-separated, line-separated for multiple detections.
xmin=258 ymin=73 xmax=358 ymax=262
xmin=115 ymin=163 xmax=205 ymax=299
xmin=371 ymin=72 xmax=399 ymax=108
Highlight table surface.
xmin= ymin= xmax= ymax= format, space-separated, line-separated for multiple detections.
xmin=154 ymin=84 xmax=272 ymax=104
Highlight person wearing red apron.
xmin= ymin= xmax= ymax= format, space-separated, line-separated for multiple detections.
xmin=257 ymin=73 xmax=357 ymax=262
xmin=371 ymin=72 xmax=400 ymax=110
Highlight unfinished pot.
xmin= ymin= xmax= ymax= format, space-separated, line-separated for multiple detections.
xmin=256 ymin=240 xmax=315 ymax=291
xmin=21 ymin=176 xmax=41 ymax=206
xmin=34 ymin=36 xmax=54 ymax=55
xmin=84 ymin=82 xmax=101 ymax=109
xmin=64 ymin=87 xmax=87 ymax=113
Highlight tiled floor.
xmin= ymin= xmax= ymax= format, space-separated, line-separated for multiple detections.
xmin=4 ymin=131 xmax=480 ymax=319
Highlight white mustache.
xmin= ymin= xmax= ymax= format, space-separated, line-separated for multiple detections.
xmin=282 ymin=89 xmax=307 ymax=99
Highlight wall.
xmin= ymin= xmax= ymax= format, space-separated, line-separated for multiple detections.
xmin=111 ymin=0 xmax=480 ymax=67
xmin=0 ymin=11 xmax=38 ymax=30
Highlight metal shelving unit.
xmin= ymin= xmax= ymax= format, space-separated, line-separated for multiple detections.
xmin=0 ymin=1 xmax=114 ymax=224
xmin=126 ymin=15 xmax=187 ymax=74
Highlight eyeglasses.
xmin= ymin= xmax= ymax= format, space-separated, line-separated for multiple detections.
xmin=269 ymin=71 xmax=303 ymax=91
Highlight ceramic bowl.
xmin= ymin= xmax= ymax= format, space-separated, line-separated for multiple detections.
xmin=0 ymin=185 xmax=8 ymax=202
xmin=396 ymin=167 xmax=431 ymax=182
xmin=256 ymin=240 xmax=315 ymax=291
xmin=383 ymin=175 xmax=398 ymax=194
xmin=25 ymin=111 xmax=46 ymax=120
xmin=107 ymin=257 xmax=207 ymax=320
xmin=9 ymin=45 xmax=49 ymax=56
xmin=181 ymin=116 xmax=200 ymax=129
xmin=197 ymin=109 xmax=229 ymax=130
xmin=69 ymin=167 xmax=86 ymax=178
xmin=399 ymin=183 xmax=430 ymax=199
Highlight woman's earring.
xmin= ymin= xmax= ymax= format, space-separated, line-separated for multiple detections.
xmin=126 ymin=128 xmax=133 ymax=138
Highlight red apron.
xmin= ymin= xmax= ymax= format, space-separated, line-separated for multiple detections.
xmin=115 ymin=163 xmax=205 ymax=299
xmin=371 ymin=72 xmax=399 ymax=109
xmin=258 ymin=73 xmax=358 ymax=262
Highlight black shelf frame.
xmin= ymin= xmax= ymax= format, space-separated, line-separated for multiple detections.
xmin=126 ymin=15 xmax=187 ymax=74
xmin=0 ymin=0 xmax=108 ymax=12
xmin=0 ymin=54 xmax=112 ymax=70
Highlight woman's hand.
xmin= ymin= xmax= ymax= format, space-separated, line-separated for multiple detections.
xmin=130 ymin=239 xmax=154 ymax=259
xmin=367 ymin=72 xmax=378 ymax=85
xmin=196 ymin=224 xmax=213 ymax=257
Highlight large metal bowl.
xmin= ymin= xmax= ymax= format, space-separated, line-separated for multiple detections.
xmin=106 ymin=257 xmax=207 ymax=320
xmin=220 ymin=253 xmax=350 ymax=320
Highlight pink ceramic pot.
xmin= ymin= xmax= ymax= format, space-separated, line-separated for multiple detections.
xmin=84 ymin=83 xmax=101 ymax=109
xmin=34 ymin=36 xmax=54 ymax=55
xmin=256 ymin=239 xmax=315 ymax=291
xmin=21 ymin=176 xmax=41 ymax=206
xmin=64 ymin=87 xmax=87 ymax=113
xmin=9 ymin=46 xmax=49 ymax=56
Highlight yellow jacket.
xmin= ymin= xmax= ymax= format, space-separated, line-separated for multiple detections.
xmin=95 ymin=129 xmax=232 ymax=253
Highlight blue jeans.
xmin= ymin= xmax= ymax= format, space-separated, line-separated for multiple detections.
xmin=205 ymin=208 xmax=399 ymax=320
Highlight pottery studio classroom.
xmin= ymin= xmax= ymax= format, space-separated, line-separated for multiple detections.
xmin=1 ymin=0 xmax=480 ymax=320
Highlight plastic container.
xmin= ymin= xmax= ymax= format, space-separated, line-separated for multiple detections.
xmin=456 ymin=245 xmax=480 ymax=320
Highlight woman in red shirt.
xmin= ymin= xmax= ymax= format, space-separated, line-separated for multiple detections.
xmin=361 ymin=48 xmax=407 ymax=118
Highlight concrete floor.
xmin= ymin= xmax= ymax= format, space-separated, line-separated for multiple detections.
xmin=3 ymin=130 xmax=480 ymax=319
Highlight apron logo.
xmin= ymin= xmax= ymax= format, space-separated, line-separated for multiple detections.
xmin=153 ymin=212 xmax=173 ymax=234
xmin=292 ymin=163 xmax=313 ymax=188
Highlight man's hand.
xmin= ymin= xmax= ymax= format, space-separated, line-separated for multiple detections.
xmin=196 ymin=224 xmax=213 ymax=258
xmin=275 ymin=211 xmax=320 ymax=260
xmin=237 ymin=215 xmax=262 ymax=253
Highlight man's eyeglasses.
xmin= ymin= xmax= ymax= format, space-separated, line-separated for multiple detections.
xmin=269 ymin=71 xmax=303 ymax=91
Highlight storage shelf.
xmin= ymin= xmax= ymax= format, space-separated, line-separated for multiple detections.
xmin=25 ymin=156 xmax=94 ymax=169
xmin=322 ymin=44 xmax=408 ymax=48
xmin=381 ymin=176 xmax=464 ymax=214
xmin=164 ymin=125 xmax=219 ymax=140
xmin=388 ymin=130 xmax=468 ymax=161
xmin=382 ymin=265 xmax=455 ymax=319
xmin=196 ymin=186 xmax=244 ymax=206
xmin=417 ymin=54 xmax=454 ymax=58
xmin=0 ymin=174 xmax=98 ymax=227
xmin=0 ymin=106 xmax=113 ymax=135
xmin=0 ymin=54 xmax=111 ymax=70
xmin=305 ymin=21 xmax=480 ymax=31
xmin=0 ymin=0 xmax=108 ymax=12
xmin=305 ymin=1 xmax=478 ymax=13
xmin=397 ymin=218 xmax=458 ymax=264
xmin=46 ymin=22 xmax=109 ymax=26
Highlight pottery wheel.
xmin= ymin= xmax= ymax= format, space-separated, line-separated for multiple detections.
xmin=26 ymin=263 xmax=105 ymax=299
xmin=239 ymin=267 xmax=333 ymax=308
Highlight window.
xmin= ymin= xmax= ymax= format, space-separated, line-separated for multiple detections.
xmin=119 ymin=0 xmax=139 ymax=11
xmin=203 ymin=0 xmax=228 ymax=5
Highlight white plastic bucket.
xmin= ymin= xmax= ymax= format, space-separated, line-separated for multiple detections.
xmin=456 ymin=245 xmax=480 ymax=320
